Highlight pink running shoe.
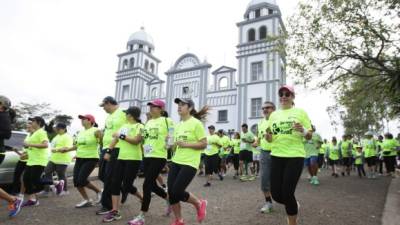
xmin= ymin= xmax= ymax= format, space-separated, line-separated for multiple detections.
xmin=170 ymin=219 xmax=185 ymax=225
xmin=196 ymin=199 xmax=207 ymax=223
xmin=56 ymin=180 xmax=65 ymax=195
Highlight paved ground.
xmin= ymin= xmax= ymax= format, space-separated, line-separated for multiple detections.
xmin=0 ymin=168 xmax=392 ymax=225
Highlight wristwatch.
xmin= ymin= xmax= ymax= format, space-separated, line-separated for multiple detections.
xmin=119 ymin=134 xmax=126 ymax=140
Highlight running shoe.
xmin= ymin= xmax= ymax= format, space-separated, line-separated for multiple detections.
xmin=313 ymin=177 xmax=320 ymax=185
xmin=196 ymin=199 xmax=207 ymax=223
xmin=197 ymin=171 xmax=204 ymax=176
xmin=94 ymin=191 xmax=103 ymax=204
xmin=128 ymin=215 xmax=145 ymax=225
xmin=218 ymin=174 xmax=224 ymax=181
xmin=96 ymin=207 xmax=111 ymax=215
xmin=55 ymin=180 xmax=65 ymax=195
xmin=247 ymin=175 xmax=256 ymax=181
xmin=21 ymin=199 xmax=39 ymax=207
xmin=8 ymin=198 xmax=22 ymax=217
xmin=239 ymin=175 xmax=249 ymax=181
xmin=102 ymin=210 xmax=122 ymax=222
xmin=170 ymin=219 xmax=185 ymax=225
xmin=203 ymin=182 xmax=211 ymax=187
xmin=260 ymin=202 xmax=273 ymax=213
xmin=75 ymin=199 xmax=93 ymax=208
xmin=164 ymin=200 xmax=172 ymax=217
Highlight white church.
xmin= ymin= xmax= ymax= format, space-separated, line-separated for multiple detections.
xmin=114 ymin=0 xmax=286 ymax=134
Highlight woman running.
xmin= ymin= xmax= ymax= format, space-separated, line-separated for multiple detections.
xmin=230 ymin=132 xmax=241 ymax=179
xmin=204 ymin=125 xmax=222 ymax=187
xmin=266 ymin=85 xmax=312 ymax=225
xmin=381 ymin=133 xmax=399 ymax=177
xmin=362 ymin=131 xmax=378 ymax=179
xmin=102 ymin=106 xmax=144 ymax=222
xmin=167 ymin=98 xmax=208 ymax=225
xmin=128 ymin=99 xmax=173 ymax=225
xmin=328 ymin=137 xmax=340 ymax=178
xmin=66 ymin=114 xmax=102 ymax=208
xmin=22 ymin=117 xmax=49 ymax=207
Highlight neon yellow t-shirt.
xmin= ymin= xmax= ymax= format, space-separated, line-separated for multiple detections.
xmin=205 ymin=134 xmax=220 ymax=156
xmin=381 ymin=139 xmax=398 ymax=157
xmin=50 ymin=133 xmax=74 ymax=165
xmin=362 ymin=138 xmax=377 ymax=158
xmin=118 ymin=123 xmax=144 ymax=161
xmin=268 ymin=107 xmax=312 ymax=158
xmin=19 ymin=134 xmax=31 ymax=163
xmin=320 ymin=143 xmax=328 ymax=154
xmin=304 ymin=133 xmax=322 ymax=158
xmin=143 ymin=117 xmax=174 ymax=159
xmin=231 ymin=139 xmax=240 ymax=154
xmin=26 ymin=128 xmax=49 ymax=166
xmin=240 ymin=131 xmax=255 ymax=151
xmin=103 ymin=108 xmax=127 ymax=149
xmin=172 ymin=117 xmax=206 ymax=169
xmin=341 ymin=140 xmax=352 ymax=158
xmin=220 ymin=136 xmax=231 ymax=156
xmin=328 ymin=143 xmax=340 ymax=160
xmin=76 ymin=127 xmax=99 ymax=159
xmin=354 ymin=150 xmax=363 ymax=165
xmin=258 ymin=118 xmax=272 ymax=151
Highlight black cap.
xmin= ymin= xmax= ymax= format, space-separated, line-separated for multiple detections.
xmin=124 ymin=106 xmax=141 ymax=120
xmin=208 ymin=125 xmax=215 ymax=130
xmin=99 ymin=96 xmax=118 ymax=107
xmin=218 ymin=129 xmax=224 ymax=134
xmin=174 ymin=98 xmax=195 ymax=108
xmin=55 ymin=123 xmax=67 ymax=130
xmin=28 ymin=116 xmax=46 ymax=128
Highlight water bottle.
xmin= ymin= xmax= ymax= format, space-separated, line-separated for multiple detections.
xmin=167 ymin=128 xmax=174 ymax=147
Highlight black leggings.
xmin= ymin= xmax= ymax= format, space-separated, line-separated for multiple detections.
xmin=317 ymin=154 xmax=324 ymax=168
xmin=167 ymin=162 xmax=197 ymax=205
xmin=270 ymin=156 xmax=304 ymax=216
xmin=233 ymin=154 xmax=239 ymax=170
xmin=73 ymin=158 xmax=98 ymax=187
xmin=356 ymin=164 xmax=366 ymax=177
xmin=384 ymin=156 xmax=396 ymax=173
xmin=204 ymin=154 xmax=219 ymax=175
xmin=111 ymin=159 xmax=141 ymax=195
xmin=12 ymin=161 xmax=27 ymax=194
xmin=141 ymin=157 xmax=168 ymax=212
xmin=23 ymin=165 xmax=45 ymax=195
xmin=42 ymin=161 xmax=68 ymax=191
xmin=100 ymin=148 xmax=119 ymax=210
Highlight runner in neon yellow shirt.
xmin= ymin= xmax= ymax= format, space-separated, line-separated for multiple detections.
xmin=230 ymin=132 xmax=241 ymax=179
xmin=64 ymin=114 xmax=102 ymax=208
xmin=218 ymin=130 xmax=230 ymax=177
xmin=42 ymin=123 xmax=73 ymax=195
xmin=304 ymin=125 xmax=322 ymax=185
xmin=354 ymin=145 xmax=366 ymax=178
xmin=128 ymin=99 xmax=172 ymax=225
xmin=382 ymin=133 xmax=399 ymax=177
xmin=103 ymin=106 xmax=144 ymax=222
xmin=203 ymin=125 xmax=222 ymax=187
xmin=319 ymin=139 xmax=328 ymax=169
xmin=166 ymin=98 xmax=208 ymax=225
xmin=340 ymin=134 xmax=353 ymax=176
xmin=239 ymin=123 xmax=255 ymax=178
xmin=22 ymin=116 xmax=49 ymax=207
xmin=328 ymin=137 xmax=340 ymax=177
xmin=362 ymin=131 xmax=378 ymax=179
xmin=265 ymin=85 xmax=312 ymax=225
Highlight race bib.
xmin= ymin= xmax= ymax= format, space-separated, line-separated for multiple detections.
xmin=240 ymin=142 xmax=247 ymax=149
xmin=206 ymin=144 xmax=211 ymax=152
xmin=143 ymin=144 xmax=153 ymax=155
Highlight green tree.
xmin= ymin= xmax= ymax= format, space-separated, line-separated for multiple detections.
xmin=286 ymin=0 xmax=400 ymax=115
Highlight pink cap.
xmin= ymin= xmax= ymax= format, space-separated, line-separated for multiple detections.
xmin=147 ymin=99 xmax=165 ymax=109
xmin=78 ymin=114 xmax=96 ymax=124
xmin=279 ymin=85 xmax=295 ymax=95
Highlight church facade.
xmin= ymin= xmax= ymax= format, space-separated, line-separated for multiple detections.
xmin=114 ymin=0 xmax=286 ymax=134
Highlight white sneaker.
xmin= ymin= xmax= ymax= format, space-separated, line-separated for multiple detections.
xmin=58 ymin=191 xmax=69 ymax=196
xmin=75 ymin=199 xmax=93 ymax=208
xmin=260 ymin=202 xmax=273 ymax=213
xmin=94 ymin=191 xmax=102 ymax=204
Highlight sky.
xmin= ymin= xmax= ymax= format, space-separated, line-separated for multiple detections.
xmin=1 ymin=0 xmax=399 ymax=139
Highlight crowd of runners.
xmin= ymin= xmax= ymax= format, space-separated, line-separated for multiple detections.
xmin=0 ymin=85 xmax=399 ymax=225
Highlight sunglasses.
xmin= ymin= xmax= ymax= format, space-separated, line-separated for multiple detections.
xmin=279 ymin=92 xmax=291 ymax=98
xmin=262 ymin=106 xmax=274 ymax=110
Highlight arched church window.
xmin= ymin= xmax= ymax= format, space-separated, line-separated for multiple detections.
xmin=248 ymin=29 xmax=256 ymax=42
xmin=122 ymin=59 xmax=128 ymax=70
xmin=144 ymin=60 xmax=149 ymax=71
xmin=150 ymin=63 xmax=155 ymax=73
xmin=129 ymin=58 xmax=135 ymax=68
xmin=259 ymin=26 xmax=267 ymax=40
xmin=219 ymin=77 xmax=228 ymax=90
xmin=151 ymin=87 xmax=157 ymax=99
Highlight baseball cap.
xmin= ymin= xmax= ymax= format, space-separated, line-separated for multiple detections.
xmin=278 ymin=85 xmax=295 ymax=95
xmin=208 ymin=125 xmax=215 ymax=130
xmin=99 ymin=96 xmax=118 ymax=107
xmin=174 ymin=98 xmax=195 ymax=108
xmin=124 ymin=106 xmax=141 ymax=120
xmin=78 ymin=114 xmax=96 ymax=124
xmin=28 ymin=116 xmax=46 ymax=127
xmin=0 ymin=95 xmax=11 ymax=109
xmin=147 ymin=99 xmax=165 ymax=109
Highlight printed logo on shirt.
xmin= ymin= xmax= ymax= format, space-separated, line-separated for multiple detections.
xmin=143 ymin=128 xmax=159 ymax=140
xmin=272 ymin=120 xmax=295 ymax=135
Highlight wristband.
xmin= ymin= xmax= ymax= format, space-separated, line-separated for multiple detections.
xmin=119 ymin=134 xmax=126 ymax=140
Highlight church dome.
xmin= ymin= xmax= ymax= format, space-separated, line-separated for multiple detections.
xmin=128 ymin=27 xmax=154 ymax=49
xmin=247 ymin=0 xmax=276 ymax=9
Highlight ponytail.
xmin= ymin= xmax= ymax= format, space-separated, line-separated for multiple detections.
xmin=190 ymin=105 xmax=210 ymax=122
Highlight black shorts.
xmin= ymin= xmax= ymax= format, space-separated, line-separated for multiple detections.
xmin=239 ymin=150 xmax=253 ymax=163
xmin=329 ymin=159 xmax=338 ymax=165
xmin=204 ymin=154 xmax=219 ymax=175
xmin=342 ymin=157 xmax=352 ymax=166
xmin=365 ymin=157 xmax=377 ymax=167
